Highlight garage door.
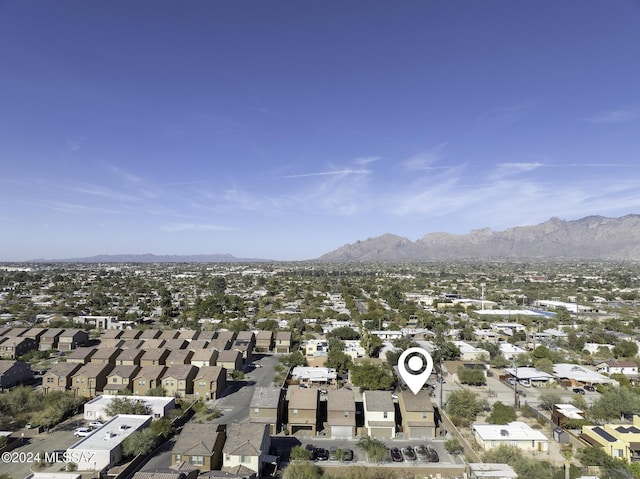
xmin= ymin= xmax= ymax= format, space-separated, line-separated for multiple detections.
xmin=369 ymin=427 xmax=393 ymax=438
xmin=409 ymin=426 xmax=433 ymax=439
xmin=292 ymin=425 xmax=314 ymax=436
xmin=331 ymin=426 xmax=353 ymax=439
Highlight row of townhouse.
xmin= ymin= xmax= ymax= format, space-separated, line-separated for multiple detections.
xmin=0 ymin=327 xmax=90 ymax=358
xmin=0 ymin=326 xmax=294 ymax=360
xmin=246 ymin=385 xmax=437 ymax=440
xmin=43 ymin=362 xmax=227 ymax=400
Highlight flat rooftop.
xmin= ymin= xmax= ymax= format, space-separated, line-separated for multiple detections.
xmin=69 ymin=414 xmax=151 ymax=451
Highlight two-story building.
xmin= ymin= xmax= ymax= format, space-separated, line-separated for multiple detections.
xmin=42 ymin=362 xmax=81 ymax=394
xmin=275 ymin=332 xmax=292 ymax=354
xmin=193 ymin=366 xmax=227 ymax=401
xmin=132 ymin=365 xmax=167 ymax=396
xmin=161 ymin=365 xmax=198 ymax=398
xmin=71 ymin=362 xmax=114 ymax=398
xmin=287 ymin=387 xmax=318 ymax=436
xmin=398 ymin=390 xmax=436 ymax=438
xmin=222 ymin=423 xmax=271 ymax=478
xmin=172 ymin=423 xmax=225 ymax=471
xmin=0 ymin=360 xmax=33 ymax=389
xmin=326 ymin=389 xmax=356 ymax=438
xmin=250 ymin=387 xmax=284 ymax=435
xmin=363 ymin=390 xmax=396 ymax=438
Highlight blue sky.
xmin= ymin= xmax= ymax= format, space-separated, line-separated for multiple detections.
xmin=2 ymin=1 xmax=640 ymax=261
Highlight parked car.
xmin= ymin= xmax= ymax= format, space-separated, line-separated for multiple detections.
xmin=74 ymin=427 xmax=93 ymax=437
xmin=401 ymin=447 xmax=416 ymax=461
xmin=319 ymin=389 xmax=327 ymax=395
xmin=304 ymin=444 xmax=317 ymax=460
xmin=88 ymin=421 xmax=103 ymax=429
xmin=427 ymin=446 xmax=439 ymax=462
xmin=342 ymin=449 xmax=354 ymax=462
xmin=390 ymin=447 xmax=403 ymax=462
xmin=584 ymin=385 xmax=596 ymax=392
xmin=250 ymin=363 xmax=262 ymax=368
xmin=314 ymin=448 xmax=329 ymax=461
xmin=573 ymin=387 xmax=586 ymax=395
xmin=415 ymin=444 xmax=429 ymax=461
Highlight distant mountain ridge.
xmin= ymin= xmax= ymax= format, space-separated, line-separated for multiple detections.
xmin=33 ymin=253 xmax=272 ymax=263
xmin=318 ymin=215 xmax=640 ymax=262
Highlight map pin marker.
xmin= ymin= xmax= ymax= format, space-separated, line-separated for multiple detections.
xmin=398 ymin=347 xmax=434 ymax=395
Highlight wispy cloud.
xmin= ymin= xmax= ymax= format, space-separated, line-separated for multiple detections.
xmin=402 ymin=143 xmax=447 ymax=171
xmin=162 ymin=223 xmax=231 ymax=232
xmin=74 ymin=185 xmax=140 ymax=203
xmin=279 ymin=169 xmax=370 ymax=179
xmin=67 ymin=137 xmax=86 ymax=151
xmin=584 ymin=108 xmax=640 ymax=124
xmin=354 ymin=156 xmax=381 ymax=166
xmin=488 ymin=162 xmax=545 ymax=180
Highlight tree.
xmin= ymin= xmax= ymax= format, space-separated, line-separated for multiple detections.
xmin=290 ymin=446 xmax=313 ymax=461
xmin=122 ymin=429 xmax=157 ymax=457
xmin=145 ymin=386 xmax=168 ymax=397
xmin=538 ymin=392 xmax=563 ymax=411
xmin=613 ymin=340 xmax=639 ymax=359
xmin=282 ymin=461 xmax=322 ymax=479
xmin=445 ymin=389 xmax=483 ymax=426
xmin=356 ymin=436 xmax=388 ymax=464
xmin=486 ymin=401 xmax=517 ymax=425
xmin=361 ymin=332 xmax=383 ymax=358
xmin=457 ymin=366 xmax=486 ymax=386
xmin=150 ymin=418 xmax=174 ymax=439
xmin=482 ymin=444 xmax=556 ymax=479
xmin=444 ymin=438 xmax=464 ymax=455
xmin=280 ymin=352 xmax=306 ymax=368
xmin=326 ymin=326 xmax=360 ymax=340
xmin=591 ymin=387 xmax=640 ymax=421
xmin=105 ymin=397 xmax=152 ymax=417
xmin=350 ymin=362 xmax=394 ymax=391
xmin=326 ymin=349 xmax=353 ymax=374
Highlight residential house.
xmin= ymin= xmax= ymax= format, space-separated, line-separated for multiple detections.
xmin=161 ymin=365 xmax=198 ymax=398
xmin=209 ymin=336 xmax=233 ymax=352
xmin=363 ymin=390 xmax=396 ymax=438
xmin=84 ymin=395 xmax=175 ymax=421
xmin=140 ymin=339 xmax=166 ymax=350
xmin=217 ymin=350 xmax=243 ymax=377
xmin=103 ymin=365 xmax=141 ymax=394
xmin=453 ymin=341 xmax=490 ymax=361
xmin=140 ymin=348 xmax=170 ymax=366
xmin=398 ymin=390 xmax=436 ymax=438
xmin=166 ymin=349 xmax=194 ymax=366
xmin=121 ymin=329 xmax=142 ymax=340
xmin=249 ymin=387 xmax=283 ymax=435
xmin=58 ymin=329 xmax=89 ymax=351
xmin=177 ymin=330 xmax=199 ymax=341
xmin=116 ymin=348 xmax=145 ymax=366
xmin=0 ymin=336 xmax=37 ymax=359
xmin=42 ymin=362 xmax=81 ymax=394
xmin=275 ymin=332 xmax=292 ymax=354
xmin=164 ymin=339 xmax=189 ymax=351
xmin=190 ymin=349 xmax=219 ymax=368
xmin=255 ymin=330 xmax=273 ymax=352
xmin=90 ymin=347 xmax=122 ymax=365
xmin=121 ymin=339 xmax=145 ymax=350
xmin=71 ymin=362 xmax=114 ymax=398
xmin=65 ymin=347 xmax=97 ymax=364
xmin=222 ymin=423 xmax=271 ymax=478
xmin=582 ymin=416 xmax=640 ymax=462
xmin=552 ymin=404 xmax=586 ymax=428
xmin=0 ymin=360 xmax=33 ymax=389
xmin=472 ymin=421 xmax=549 ymax=452
xmin=233 ymin=331 xmax=255 ymax=362
xmin=187 ymin=340 xmax=209 ymax=350
xmin=38 ymin=328 xmax=65 ymax=351
xmin=139 ymin=329 xmax=162 ymax=340
xmin=288 ymin=387 xmax=318 ymax=436
xmin=159 ymin=330 xmax=181 ymax=341
xmin=326 ymin=389 xmax=356 ymax=438
xmin=99 ymin=338 xmax=125 ymax=349
xmin=305 ymin=339 xmax=328 ymax=360
xmin=290 ymin=366 xmax=337 ymax=385
xmin=196 ymin=331 xmax=216 ymax=342
xmin=23 ymin=327 xmax=46 ymax=343
xmin=172 ymin=423 xmax=226 ymax=471
xmin=100 ymin=329 xmax=124 ymax=340
xmin=67 ymin=414 xmax=151 ymax=471
xmin=596 ymin=361 xmax=639 ymax=376
xmin=132 ymin=365 xmax=167 ymax=396
xmin=193 ymin=366 xmax=227 ymax=401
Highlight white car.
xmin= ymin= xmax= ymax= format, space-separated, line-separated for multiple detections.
xmin=251 ymin=363 xmax=262 ymax=368
xmin=88 ymin=421 xmax=104 ymax=429
xmin=74 ymin=427 xmax=93 ymax=437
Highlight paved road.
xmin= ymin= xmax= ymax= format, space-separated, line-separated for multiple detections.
xmin=1 ymin=414 xmax=87 ymax=479
xmin=141 ymin=353 xmax=280 ymax=472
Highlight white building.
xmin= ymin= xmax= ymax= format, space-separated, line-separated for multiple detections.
xmin=553 ymin=364 xmax=618 ymax=386
xmin=83 ymin=395 xmax=175 ymax=422
xmin=472 ymin=421 xmax=549 ymax=452
xmin=290 ymin=366 xmax=337 ymax=384
xmin=596 ymin=361 xmax=639 ymax=376
xmin=67 ymin=414 xmax=152 ymax=471
xmin=453 ymin=341 xmax=490 ymax=361
xmin=362 ymin=390 xmax=396 ymax=438
xmin=499 ymin=343 xmax=527 ymax=361
xmin=468 ymin=463 xmax=518 ymax=479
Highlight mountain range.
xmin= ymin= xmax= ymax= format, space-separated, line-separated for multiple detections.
xmin=27 ymin=215 xmax=640 ymax=263
xmin=317 ymin=215 xmax=640 ymax=262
